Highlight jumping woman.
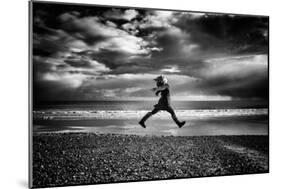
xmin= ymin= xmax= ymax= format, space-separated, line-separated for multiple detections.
xmin=139 ymin=75 xmax=186 ymax=128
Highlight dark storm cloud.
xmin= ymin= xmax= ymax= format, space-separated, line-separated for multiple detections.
xmin=64 ymin=59 xmax=94 ymax=68
xmin=32 ymin=2 xmax=269 ymax=102
xmin=195 ymin=55 xmax=268 ymax=99
xmin=173 ymin=13 xmax=268 ymax=54
xmin=58 ymin=13 xmax=107 ymax=46
xmin=33 ymin=32 xmax=69 ymax=57
xmin=200 ymin=74 xmax=268 ymax=99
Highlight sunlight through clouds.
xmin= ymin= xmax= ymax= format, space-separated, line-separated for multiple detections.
xmin=33 ymin=3 xmax=268 ymax=102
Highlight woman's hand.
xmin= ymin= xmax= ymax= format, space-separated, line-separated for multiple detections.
xmin=151 ymin=88 xmax=157 ymax=92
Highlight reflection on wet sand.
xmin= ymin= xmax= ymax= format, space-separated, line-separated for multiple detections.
xmin=34 ymin=115 xmax=268 ymax=136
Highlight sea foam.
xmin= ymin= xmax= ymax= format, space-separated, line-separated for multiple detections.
xmin=33 ymin=108 xmax=268 ymax=120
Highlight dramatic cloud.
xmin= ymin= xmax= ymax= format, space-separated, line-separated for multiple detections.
xmin=104 ymin=9 xmax=139 ymax=21
xmin=58 ymin=12 xmax=151 ymax=55
xmin=197 ymin=55 xmax=268 ymax=99
xmin=32 ymin=2 xmax=269 ymax=103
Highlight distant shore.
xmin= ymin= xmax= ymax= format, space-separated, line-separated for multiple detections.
xmin=32 ymin=133 xmax=269 ymax=188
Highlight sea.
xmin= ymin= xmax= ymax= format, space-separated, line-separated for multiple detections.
xmin=33 ymin=100 xmax=269 ymax=136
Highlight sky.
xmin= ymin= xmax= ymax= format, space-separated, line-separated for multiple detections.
xmin=32 ymin=2 xmax=269 ymax=103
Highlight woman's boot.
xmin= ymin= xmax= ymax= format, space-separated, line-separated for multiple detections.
xmin=139 ymin=112 xmax=153 ymax=128
xmin=172 ymin=114 xmax=186 ymax=128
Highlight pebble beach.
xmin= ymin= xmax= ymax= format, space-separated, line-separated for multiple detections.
xmin=32 ymin=133 xmax=269 ymax=188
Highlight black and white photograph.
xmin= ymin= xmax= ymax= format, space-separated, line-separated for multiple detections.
xmin=30 ymin=1 xmax=269 ymax=188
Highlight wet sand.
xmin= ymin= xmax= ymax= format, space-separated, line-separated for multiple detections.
xmin=34 ymin=115 xmax=268 ymax=136
xmin=32 ymin=133 xmax=269 ymax=188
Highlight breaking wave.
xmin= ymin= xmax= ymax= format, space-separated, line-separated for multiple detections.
xmin=33 ymin=108 xmax=268 ymax=120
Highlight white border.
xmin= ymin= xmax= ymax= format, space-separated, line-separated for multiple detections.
xmin=1 ymin=0 xmax=280 ymax=189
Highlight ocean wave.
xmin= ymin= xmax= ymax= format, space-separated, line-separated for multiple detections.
xmin=33 ymin=108 xmax=268 ymax=120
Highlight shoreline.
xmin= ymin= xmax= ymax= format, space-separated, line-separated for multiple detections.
xmin=33 ymin=130 xmax=269 ymax=137
xmin=32 ymin=133 xmax=269 ymax=188
xmin=33 ymin=108 xmax=268 ymax=120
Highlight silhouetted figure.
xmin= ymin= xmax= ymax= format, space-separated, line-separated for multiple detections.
xmin=139 ymin=75 xmax=186 ymax=128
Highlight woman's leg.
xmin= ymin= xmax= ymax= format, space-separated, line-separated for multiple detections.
xmin=139 ymin=108 xmax=159 ymax=128
xmin=165 ymin=106 xmax=185 ymax=128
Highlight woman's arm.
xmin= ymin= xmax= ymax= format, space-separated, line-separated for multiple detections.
xmin=152 ymin=84 xmax=169 ymax=93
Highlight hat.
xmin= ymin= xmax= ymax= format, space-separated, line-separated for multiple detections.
xmin=153 ymin=75 xmax=168 ymax=83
